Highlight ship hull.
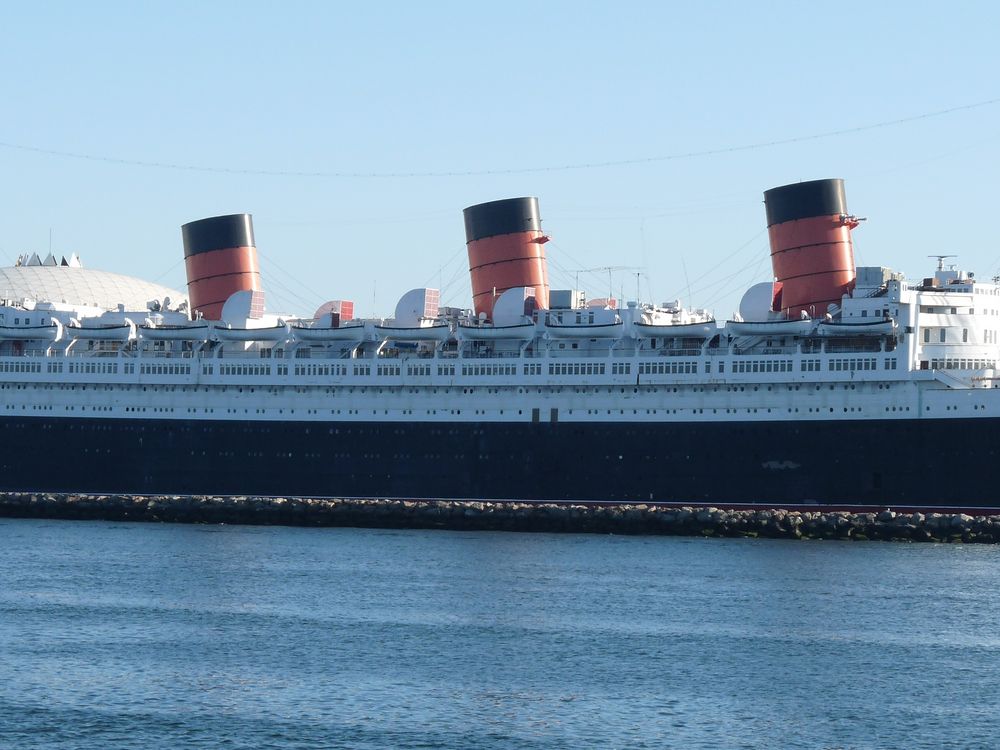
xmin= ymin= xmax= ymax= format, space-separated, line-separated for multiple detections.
xmin=2 ymin=414 xmax=997 ymax=512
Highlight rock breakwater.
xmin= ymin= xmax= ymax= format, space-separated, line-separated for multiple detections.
xmin=1 ymin=493 xmax=1000 ymax=542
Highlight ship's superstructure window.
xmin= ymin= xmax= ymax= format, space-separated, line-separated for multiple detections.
xmin=295 ymin=364 xmax=348 ymax=377
xmin=463 ymin=364 xmax=517 ymax=376
xmin=731 ymin=360 xmax=792 ymax=374
xmin=220 ymin=364 xmax=268 ymax=376
xmin=829 ymin=358 xmax=877 ymax=371
xmin=71 ymin=362 xmax=120 ymax=374
xmin=930 ymin=358 xmax=996 ymax=370
xmin=639 ymin=361 xmax=697 ymax=375
xmin=549 ymin=363 xmax=607 ymax=376
xmin=0 ymin=361 xmax=40 ymax=373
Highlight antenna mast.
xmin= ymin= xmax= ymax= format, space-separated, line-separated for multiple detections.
xmin=928 ymin=254 xmax=957 ymax=271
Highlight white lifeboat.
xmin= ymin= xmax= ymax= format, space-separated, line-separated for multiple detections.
xmin=456 ymin=322 xmax=536 ymax=341
xmin=726 ymin=319 xmax=816 ymax=336
xmin=66 ymin=321 xmax=136 ymax=341
xmin=0 ymin=323 xmax=63 ymax=342
xmin=815 ymin=319 xmax=896 ymax=337
xmin=213 ymin=324 xmax=290 ymax=342
xmin=374 ymin=324 xmax=451 ymax=342
xmin=138 ymin=324 xmax=212 ymax=342
xmin=545 ymin=321 xmax=624 ymax=339
xmin=633 ymin=321 xmax=717 ymax=338
xmin=290 ymin=323 xmax=369 ymax=342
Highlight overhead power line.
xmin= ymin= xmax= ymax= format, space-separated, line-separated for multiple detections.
xmin=0 ymin=97 xmax=997 ymax=179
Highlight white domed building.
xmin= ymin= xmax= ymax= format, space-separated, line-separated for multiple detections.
xmin=0 ymin=253 xmax=186 ymax=313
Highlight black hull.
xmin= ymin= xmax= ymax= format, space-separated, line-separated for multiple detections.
xmin=2 ymin=415 xmax=998 ymax=511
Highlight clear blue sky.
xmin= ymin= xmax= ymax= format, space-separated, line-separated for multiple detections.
xmin=1 ymin=1 xmax=998 ymax=318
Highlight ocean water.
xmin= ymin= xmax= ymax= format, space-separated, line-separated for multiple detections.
xmin=1 ymin=520 xmax=998 ymax=750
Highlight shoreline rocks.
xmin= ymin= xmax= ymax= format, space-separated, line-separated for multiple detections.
xmin=1 ymin=493 xmax=1000 ymax=542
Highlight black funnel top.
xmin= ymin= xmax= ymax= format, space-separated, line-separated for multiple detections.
xmin=182 ymin=213 xmax=255 ymax=258
xmin=764 ymin=179 xmax=847 ymax=227
xmin=463 ymin=197 xmax=541 ymax=243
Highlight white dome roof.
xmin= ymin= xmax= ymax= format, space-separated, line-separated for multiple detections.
xmin=0 ymin=265 xmax=186 ymax=311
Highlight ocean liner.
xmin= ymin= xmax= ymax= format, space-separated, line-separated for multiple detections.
xmin=1 ymin=178 xmax=998 ymax=511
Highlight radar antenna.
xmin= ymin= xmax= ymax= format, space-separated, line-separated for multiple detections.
xmin=928 ymin=254 xmax=957 ymax=271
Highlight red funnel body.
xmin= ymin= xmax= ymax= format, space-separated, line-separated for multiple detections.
xmin=182 ymin=214 xmax=261 ymax=320
xmin=764 ymin=179 xmax=857 ymax=319
xmin=464 ymin=197 xmax=549 ymax=320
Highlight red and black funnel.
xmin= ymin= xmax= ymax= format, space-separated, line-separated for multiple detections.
xmin=464 ymin=197 xmax=550 ymax=319
xmin=764 ymin=179 xmax=857 ymax=318
xmin=182 ymin=213 xmax=262 ymax=320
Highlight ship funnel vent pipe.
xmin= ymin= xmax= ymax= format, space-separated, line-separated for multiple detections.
xmin=181 ymin=213 xmax=262 ymax=321
xmin=763 ymin=179 xmax=857 ymax=319
xmin=464 ymin=197 xmax=550 ymax=320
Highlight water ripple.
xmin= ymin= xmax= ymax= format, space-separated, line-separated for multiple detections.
xmin=1 ymin=520 xmax=999 ymax=749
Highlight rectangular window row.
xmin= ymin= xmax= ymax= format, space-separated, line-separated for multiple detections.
xmin=462 ymin=364 xmax=517 ymax=376
xmin=550 ymin=362 xmax=607 ymax=376
xmin=829 ymin=358 xmax=877 ymax=371
xmin=219 ymin=364 xmax=269 ymax=376
xmin=72 ymin=362 xmax=120 ymax=374
xmin=732 ymin=360 xmax=793 ymax=374
xmin=0 ymin=361 xmax=41 ymax=373
xmin=930 ymin=358 xmax=996 ymax=370
xmin=294 ymin=364 xmax=348 ymax=377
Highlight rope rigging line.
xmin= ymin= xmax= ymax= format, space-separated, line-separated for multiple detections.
xmin=0 ymin=97 xmax=996 ymax=179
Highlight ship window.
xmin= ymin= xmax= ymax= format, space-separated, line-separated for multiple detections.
xmin=939 ymin=329 xmax=946 ymax=343
xmin=963 ymin=328 xmax=968 ymax=343
xmin=923 ymin=329 xmax=930 ymax=343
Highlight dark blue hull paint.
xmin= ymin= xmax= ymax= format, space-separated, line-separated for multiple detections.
xmin=1 ymin=415 xmax=998 ymax=510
